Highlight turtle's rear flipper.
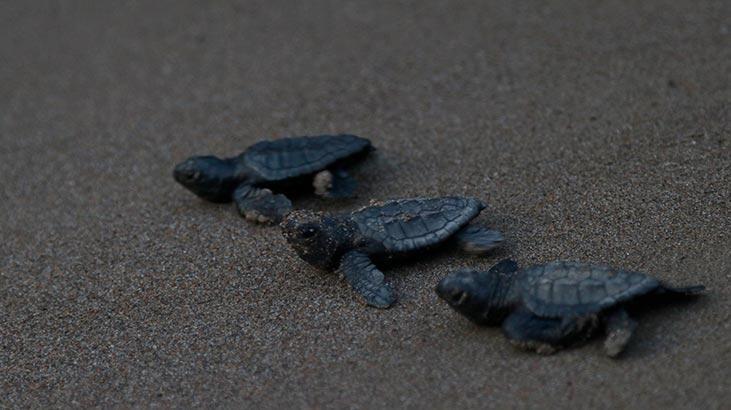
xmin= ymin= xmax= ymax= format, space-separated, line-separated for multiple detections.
xmin=338 ymin=251 xmax=396 ymax=308
xmin=603 ymin=308 xmax=637 ymax=358
xmin=233 ymin=184 xmax=293 ymax=224
xmin=664 ymin=285 xmax=705 ymax=296
xmin=313 ymin=169 xmax=357 ymax=199
xmin=454 ymin=225 xmax=504 ymax=254
xmin=502 ymin=310 xmax=584 ymax=355
xmin=652 ymin=284 xmax=706 ymax=300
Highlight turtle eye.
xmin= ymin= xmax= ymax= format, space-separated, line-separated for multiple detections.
xmin=300 ymin=226 xmax=318 ymax=239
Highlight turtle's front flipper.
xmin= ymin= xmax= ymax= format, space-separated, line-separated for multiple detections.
xmin=338 ymin=251 xmax=396 ymax=308
xmin=502 ymin=310 xmax=585 ymax=355
xmin=233 ymin=184 xmax=293 ymax=224
xmin=313 ymin=169 xmax=358 ymax=199
xmin=454 ymin=224 xmax=504 ymax=254
xmin=603 ymin=308 xmax=637 ymax=358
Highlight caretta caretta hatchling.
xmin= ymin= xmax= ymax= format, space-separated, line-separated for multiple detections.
xmin=281 ymin=196 xmax=504 ymax=308
xmin=173 ymin=134 xmax=372 ymax=224
xmin=436 ymin=259 xmax=705 ymax=357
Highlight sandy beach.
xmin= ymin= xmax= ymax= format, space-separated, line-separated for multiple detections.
xmin=1 ymin=0 xmax=729 ymax=407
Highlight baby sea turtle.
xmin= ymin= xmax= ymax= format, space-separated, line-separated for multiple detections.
xmin=281 ymin=196 xmax=504 ymax=308
xmin=436 ymin=260 xmax=704 ymax=357
xmin=173 ymin=134 xmax=372 ymax=224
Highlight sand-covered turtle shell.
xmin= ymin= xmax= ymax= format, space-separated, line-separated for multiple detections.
xmin=519 ymin=261 xmax=660 ymax=318
xmin=242 ymin=134 xmax=371 ymax=181
xmin=351 ymin=197 xmax=485 ymax=253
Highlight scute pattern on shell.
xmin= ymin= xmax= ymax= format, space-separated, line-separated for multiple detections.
xmin=351 ymin=197 xmax=485 ymax=252
xmin=520 ymin=261 xmax=660 ymax=318
xmin=243 ymin=134 xmax=370 ymax=181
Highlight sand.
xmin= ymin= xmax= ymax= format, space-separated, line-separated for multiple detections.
xmin=1 ymin=0 xmax=729 ymax=408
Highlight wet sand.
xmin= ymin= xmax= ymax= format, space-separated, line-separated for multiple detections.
xmin=1 ymin=1 xmax=729 ymax=408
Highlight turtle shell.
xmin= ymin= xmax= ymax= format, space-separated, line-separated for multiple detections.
xmin=242 ymin=134 xmax=371 ymax=181
xmin=351 ymin=196 xmax=485 ymax=253
xmin=519 ymin=261 xmax=660 ymax=318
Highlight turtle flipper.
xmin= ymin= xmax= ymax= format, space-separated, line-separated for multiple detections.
xmin=488 ymin=259 xmax=519 ymax=275
xmin=233 ymin=184 xmax=293 ymax=224
xmin=313 ymin=169 xmax=358 ymax=199
xmin=338 ymin=251 xmax=396 ymax=308
xmin=603 ymin=308 xmax=637 ymax=358
xmin=454 ymin=224 xmax=504 ymax=254
xmin=657 ymin=284 xmax=706 ymax=297
xmin=502 ymin=310 xmax=585 ymax=355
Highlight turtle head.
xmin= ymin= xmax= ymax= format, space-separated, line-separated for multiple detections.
xmin=281 ymin=210 xmax=349 ymax=271
xmin=173 ymin=155 xmax=239 ymax=202
xmin=436 ymin=259 xmax=520 ymax=325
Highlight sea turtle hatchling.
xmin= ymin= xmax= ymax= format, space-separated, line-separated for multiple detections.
xmin=436 ymin=260 xmax=705 ymax=357
xmin=281 ymin=196 xmax=504 ymax=308
xmin=173 ymin=134 xmax=372 ymax=224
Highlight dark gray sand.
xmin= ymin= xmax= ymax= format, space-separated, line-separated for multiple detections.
xmin=1 ymin=1 xmax=729 ymax=408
